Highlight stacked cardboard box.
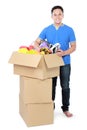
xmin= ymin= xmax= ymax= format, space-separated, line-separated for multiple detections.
xmin=19 ymin=76 xmax=53 ymax=126
xmin=9 ymin=51 xmax=64 ymax=127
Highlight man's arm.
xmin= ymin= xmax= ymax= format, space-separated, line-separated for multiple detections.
xmin=34 ymin=38 xmax=42 ymax=51
xmin=57 ymin=42 xmax=76 ymax=57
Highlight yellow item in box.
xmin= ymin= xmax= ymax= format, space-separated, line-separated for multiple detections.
xmin=18 ymin=48 xmax=29 ymax=54
xmin=28 ymin=49 xmax=39 ymax=54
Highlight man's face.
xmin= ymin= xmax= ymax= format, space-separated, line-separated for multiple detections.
xmin=51 ymin=9 xmax=64 ymax=24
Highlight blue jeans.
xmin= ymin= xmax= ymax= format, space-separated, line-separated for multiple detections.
xmin=52 ymin=64 xmax=71 ymax=112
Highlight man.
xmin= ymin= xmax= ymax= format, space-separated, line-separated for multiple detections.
xmin=34 ymin=5 xmax=76 ymax=117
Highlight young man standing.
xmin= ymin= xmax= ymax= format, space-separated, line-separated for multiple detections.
xmin=34 ymin=5 xmax=76 ymax=117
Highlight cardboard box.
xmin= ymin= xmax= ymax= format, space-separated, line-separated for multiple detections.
xmin=9 ymin=51 xmax=64 ymax=79
xmin=19 ymin=95 xmax=54 ymax=127
xmin=20 ymin=76 xmax=52 ymax=103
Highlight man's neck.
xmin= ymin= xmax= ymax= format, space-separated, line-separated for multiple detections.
xmin=54 ymin=23 xmax=63 ymax=27
xmin=53 ymin=23 xmax=63 ymax=29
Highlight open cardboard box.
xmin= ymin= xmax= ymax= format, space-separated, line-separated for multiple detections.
xmin=9 ymin=51 xmax=64 ymax=79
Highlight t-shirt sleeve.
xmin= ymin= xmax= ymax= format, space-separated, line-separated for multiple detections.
xmin=69 ymin=28 xmax=76 ymax=43
xmin=38 ymin=28 xmax=47 ymax=40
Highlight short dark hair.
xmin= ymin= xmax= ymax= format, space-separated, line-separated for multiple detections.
xmin=51 ymin=5 xmax=64 ymax=14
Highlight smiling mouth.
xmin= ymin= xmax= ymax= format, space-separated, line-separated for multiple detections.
xmin=56 ymin=20 xmax=61 ymax=23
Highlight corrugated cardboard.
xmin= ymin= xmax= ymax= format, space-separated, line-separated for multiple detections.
xmin=20 ymin=76 xmax=52 ymax=103
xmin=19 ymin=95 xmax=54 ymax=127
xmin=9 ymin=51 xmax=64 ymax=79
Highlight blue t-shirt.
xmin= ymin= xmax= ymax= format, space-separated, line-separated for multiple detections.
xmin=38 ymin=24 xmax=76 ymax=65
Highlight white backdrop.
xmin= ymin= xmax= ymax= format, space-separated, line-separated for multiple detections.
xmin=0 ymin=0 xmax=87 ymax=130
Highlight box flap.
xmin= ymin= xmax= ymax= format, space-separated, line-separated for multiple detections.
xmin=44 ymin=54 xmax=64 ymax=68
xmin=9 ymin=51 xmax=42 ymax=68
